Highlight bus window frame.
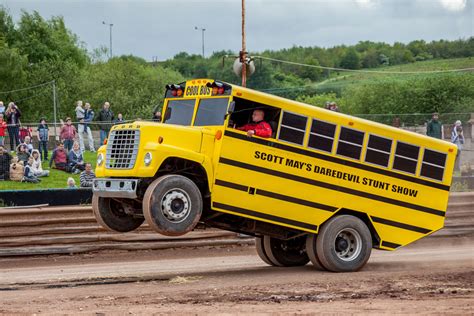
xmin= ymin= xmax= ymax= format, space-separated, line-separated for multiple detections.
xmin=193 ymin=96 xmax=231 ymax=127
xmin=306 ymin=118 xmax=337 ymax=155
xmin=391 ymin=140 xmax=420 ymax=176
xmin=363 ymin=133 xmax=394 ymax=169
xmin=419 ymin=147 xmax=447 ymax=182
xmin=335 ymin=125 xmax=366 ymax=161
xmin=277 ymin=110 xmax=309 ymax=146
xmin=162 ymin=98 xmax=197 ymax=126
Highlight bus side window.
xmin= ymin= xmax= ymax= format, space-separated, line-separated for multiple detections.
xmin=420 ymin=149 xmax=446 ymax=181
xmin=392 ymin=141 xmax=420 ymax=174
xmin=365 ymin=134 xmax=392 ymax=167
xmin=278 ymin=111 xmax=308 ymax=145
xmin=308 ymin=119 xmax=336 ymax=153
xmin=336 ymin=127 xmax=365 ymax=160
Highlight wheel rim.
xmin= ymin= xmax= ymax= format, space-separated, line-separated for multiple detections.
xmin=160 ymin=188 xmax=191 ymax=223
xmin=334 ymin=228 xmax=362 ymax=261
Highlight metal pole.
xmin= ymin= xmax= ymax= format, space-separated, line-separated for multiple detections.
xmin=201 ymin=28 xmax=205 ymax=58
xmin=241 ymin=0 xmax=247 ymax=87
xmin=109 ymin=24 xmax=113 ymax=58
xmin=52 ymin=80 xmax=58 ymax=140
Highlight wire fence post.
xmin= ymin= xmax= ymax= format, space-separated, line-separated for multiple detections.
xmin=52 ymin=80 xmax=58 ymax=140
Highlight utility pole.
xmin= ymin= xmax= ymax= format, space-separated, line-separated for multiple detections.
xmin=194 ymin=26 xmax=206 ymax=57
xmin=102 ymin=21 xmax=113 ymax=58
xmin=241 ymin=0 xmax=247 ymax=87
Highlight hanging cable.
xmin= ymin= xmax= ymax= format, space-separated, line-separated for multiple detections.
xmin=0 ymin=81 xmax=54 ymax=95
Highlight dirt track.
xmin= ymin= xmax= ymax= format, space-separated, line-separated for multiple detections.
xmin=0 ymin=235 xmax=473 ymax=314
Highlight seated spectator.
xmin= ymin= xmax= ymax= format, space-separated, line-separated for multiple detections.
xmin=23 ymin=156 xmax=40 ymax=183
xmin=23 ymin=135 xmax=34 ymax=154
xmin=9 ymin=156 xmax=24 ymax=182
xmin=31 ymin=150 xmax=49 ymax=177
xmin=80 ymin=162 xmax=95 ymax=187
xmin=50 ymin=141 xmax=69 ymax=171
xmin=16 ymin=144 xmax=30 ymax=165
xmin=0 ymin=114 xmax=7 ymax=146
xmin=68 ymin=141 xmax=85 ymax=174
xmin=0 ymin=145 xmax=12 ymax=180
xmin=67 ymin=177 xmax=77 ymax=188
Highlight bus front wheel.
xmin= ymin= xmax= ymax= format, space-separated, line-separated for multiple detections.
xmin=261 ymin=235 xmax=309 ymax=267
xmin=92 ymin=195 xmax=144 ymax=232
xmin=311 ymin=215 xmax=372 ymax=272
xmin=143 ymin=175 xmax=202 ymax=236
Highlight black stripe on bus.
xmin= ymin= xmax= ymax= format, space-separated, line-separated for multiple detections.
xmin=212 ymin=202 xmax=317 ymax=231
xmin=215 ymin=179 xmax=248 ymax=192
xmin=215 ymin=178 xmax=337 ymax=213
xmin=371 ymin=216 xmax=431 ymax=234
xmin=381 ymin=241 xmax=402 ymax=249
xmin=219 ymin=157 xmax=445 ymax=218
xmin=223 ymin=130 xmax=449 ymax=191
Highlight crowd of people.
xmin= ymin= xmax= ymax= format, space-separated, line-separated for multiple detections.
xmin=0 ymin=99 xmax=123 ymax=188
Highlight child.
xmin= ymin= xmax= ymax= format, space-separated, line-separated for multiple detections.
xmin=9 ymin=157 xmax=24 ymax=182
xmin=19 ymin=126 xmax=32 ymax=143
xmin=23 ymin=135 xmax=34 ymax=154
xmin=67 ymin=177 xmax=77 ymax=188
xmin=31 ymin=149 xmax=50 ymax=177
xmin=23 ymin=156 xmax=40 ymax=183
xmin=0 ymin=114 xmax=7 ymax=146
xmin=60 ymin=117 xmax=77 ymax=152
xmin=37 ymin=118 xmax=49 ymax=161
xmin=16 ymin=144 xmax=30 ymax=165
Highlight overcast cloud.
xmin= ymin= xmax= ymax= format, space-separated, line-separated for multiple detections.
xmin=1 ymin=0 xmax=472 ymax=60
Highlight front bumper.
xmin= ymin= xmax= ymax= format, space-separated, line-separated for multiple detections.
xmin=92 ymin=178 xmax=138 ymax=199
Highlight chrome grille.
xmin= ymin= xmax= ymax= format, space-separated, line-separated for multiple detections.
xmin=106 ymin=129 xmax=140 ymax=169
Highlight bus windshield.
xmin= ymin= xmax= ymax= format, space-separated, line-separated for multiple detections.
xmin=163 ymin=99 xmax=195 ymax=125
xmin=194 ymin=97 xmax=229 ymax=126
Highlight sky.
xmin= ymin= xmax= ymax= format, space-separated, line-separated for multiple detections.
xmin=1 ymin=0 xmax=472 ymax=61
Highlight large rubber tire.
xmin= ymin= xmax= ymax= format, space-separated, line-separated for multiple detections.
xmin=263 ymin=235 xmax=309 ymax=267
xmin=305 ymin=234 xmax=327 ymax=271
xmin=256 ymin=237 xmax=276 ymax=266
xmin=92 ymin=195 xmax=144 ymax=232
xmin=143 ymin=175 xmax=202 ymax=236
xmin=316 ymin=215 xmax=372 ymax=272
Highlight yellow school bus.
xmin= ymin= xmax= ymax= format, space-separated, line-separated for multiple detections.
xmin=92 ymin=78 xmax=457 ymax=272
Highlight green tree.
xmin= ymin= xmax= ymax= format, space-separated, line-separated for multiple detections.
xmin=340 ymin=49 xmax=361 ymax=69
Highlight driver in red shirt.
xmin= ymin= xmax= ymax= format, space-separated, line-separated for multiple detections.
xmin=236 ymin=109 xmax=272 ymax=138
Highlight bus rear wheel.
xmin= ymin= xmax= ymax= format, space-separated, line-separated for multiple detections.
xmin=255 ymin=237 xmax=276 ymax=266
xmin=92 ymin=195 xmax=144 ymax=232
xmin=312 ymin=215 xmax=372 ymax=272
xmin=143 ymin=175 xmax=202 ymax=236
xmin=262 ymin=235 xmax=309 ymax=267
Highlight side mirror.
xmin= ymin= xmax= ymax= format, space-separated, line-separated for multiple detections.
xmin=228 ymin=101 xmax=235 ymax=114
xmin=164 ymin=108 xmax=172 ymax=121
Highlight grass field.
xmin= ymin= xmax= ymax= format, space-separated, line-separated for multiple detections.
xmin=314 ymin=57 xmax=474 ymax=93
xmin=0 ymin=151 xmax=97 ymax=190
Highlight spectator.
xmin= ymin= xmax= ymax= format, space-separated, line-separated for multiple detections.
xmin=60 ymin=117 xmax=77 ymax=151
xmin=0 ymin=145 xmax=12 ymax=180
xmin=392 ymin=116 xmax=401 ymax=128
xmin=23 ymin=156 xmax=40 ymax=183
xmin=328 ymin=101 xmax=339 ymax=112
xmin=97 ymin=101 xmax=114 ymax=145
xmin=19 ymin=126 xmax=32 ymax=143
xmin=80 ymin=162 xmax=95 ymax=187
xmin=9 ymin=156 xmax=24 ymax=182
xmin=67 ymin=177 xmax=77 ymax=188
xmin=0 ymin=114 xmax=7 ymax=146
xmin=50 ymin=141 xmax=68 ymax=171
xmin=5 ymin=102 xmax=21 ymax=151
xmin=0 ymin=101 xmax=5 ymax=115
xmin=31 ymin=149 xmax=49 ymax=177
xmin=68 ymin=141 xmax=85 ymax=174
xmin=16 ymin=144 xmax=30 ymax=165
xmin=23 ymin=135 xmax=34 ymax=154
xmin=75 ymin=100 xmax=87 ymax=153
xmin=451 ymin=120 xmax=465 ymax=172
xmin=427 ymin=112 xmax=442 ymax=139
xmin=115 ymin=113 xmax=124 ymax=124
xmin=83 ymin=103 xmax=95 ymax=152
xmin=37 ymin=118 xmax=49 ymax=161
xmin=152 ymin=111 xmax=162 ymax=122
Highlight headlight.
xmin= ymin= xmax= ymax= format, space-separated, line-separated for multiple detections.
xmin=144 ymin=152 xmax=152 ymax=166
xmin=97 ymin=153 xmax=104 ymax=166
